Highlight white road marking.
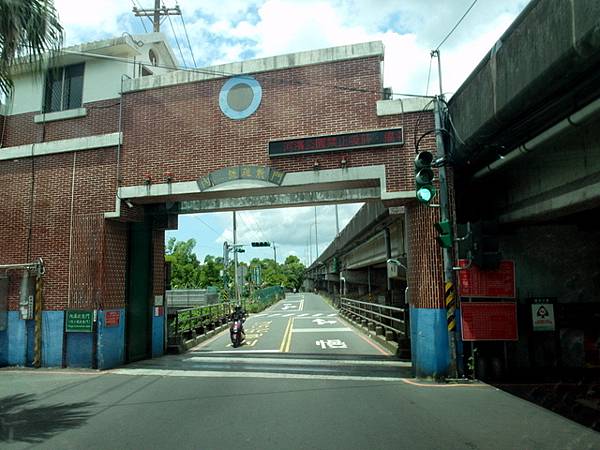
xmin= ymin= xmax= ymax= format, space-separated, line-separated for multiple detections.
xmin=297 ymin=313 xmax=309 ymax=317
xmin=312 ymin=313 xmax=323 ymax=317
xmin=327 ymin=313 xmax=337 ymax=317
xmin=282 ymin=313 xmax=295 ymax=317
xmin=111 ymin=368 xmax=405 ymax=382
xmin=291 ymin=328 xmax=352 ymax=333
xmin=184 ymin=356 xmax=411 ymax=367
xmin=190 ymin=349 xmax=281 ymax=354
xmin=313 ymin=319 xmax=337 ymax=325
xmin=268 ymin=313 xmax=281 ymax=317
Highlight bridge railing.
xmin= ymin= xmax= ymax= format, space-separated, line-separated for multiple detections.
xmin=339 ymin=297 xmax=408 ymax=338
xmin=168 ymin=302 xmax=233 ymax=345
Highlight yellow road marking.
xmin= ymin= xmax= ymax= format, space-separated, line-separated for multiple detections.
xmin=284 ymin=318 xmax=295 ymax=353
xmin=279 ymin=318 xmax=292 ymax=352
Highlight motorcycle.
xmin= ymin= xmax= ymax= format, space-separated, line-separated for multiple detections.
xmin=230 ymin=319 xmax=245 ymax=348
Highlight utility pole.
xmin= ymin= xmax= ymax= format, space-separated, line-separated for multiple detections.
xmin=273 ymin=243 xmax=277 ymax=264
xmin=308 ymin=226 xmax=313 ymax=264
xmin=233 ymin=211 xmax=240 ymax=304
xmin=433 ymin=49 xmax=458 ymax=378
xmin=335 ymin=205 xmax=340 ymax=235
xmin=133 ymin=0 xmax=181 ymax=32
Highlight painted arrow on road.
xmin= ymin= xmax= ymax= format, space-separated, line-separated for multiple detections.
xmin=312 ymin=319 xmax=337 ymax=325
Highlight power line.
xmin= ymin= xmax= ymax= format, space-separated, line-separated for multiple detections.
xmin=167 ymin=10 xmax=188 ymax=67
xmin=193 ymin=216 xmax=221 ymax=236
xmin=61 ymin=48 xmax=432 ymax=99
xmin=179 ymin=9 xmax=198 ymax=68
xmin=131 ymin=0 xmax=149 ymax=33
xmin=434 ymin=0 xmax=478 ymax=51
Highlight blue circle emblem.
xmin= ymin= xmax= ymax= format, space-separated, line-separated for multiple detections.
xmin=219 ymin=76 xmax=262 ymax=120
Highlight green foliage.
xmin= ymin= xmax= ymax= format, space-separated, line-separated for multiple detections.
xmin=165 ymin=238 xmax=306 ymax=291
xmin=0 ymin=0 xmax=64 ymax=96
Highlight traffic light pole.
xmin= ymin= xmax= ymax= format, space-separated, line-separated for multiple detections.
xmin=233 ymin=212 xmax=240 ymax=304
xmin=434 ymin=96 xmax=458 ymax=379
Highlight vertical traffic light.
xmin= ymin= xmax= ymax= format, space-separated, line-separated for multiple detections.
xmin=434 ymin=220 xmax=453 ymax=248
xmin=414 ymin=151 xmax=436 ymax=204
xmin=471 ymin=220 xmax=501 ymax=270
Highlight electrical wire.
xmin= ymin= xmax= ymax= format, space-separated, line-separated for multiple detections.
xmin=193 ymin=216 xmax=221 ymax=236
xmin=425 ymin=54 xmax=433 ymax=97
xmin=434 ymin=0 xmax=478 ymax=51
xmin=60 ymin=48 xmax=431 ymax=100
xmin=131 ymin=0 xmax=149 ymax=33
xmin=167 ymin=11 xmax=188 ymax=68
xmin=179 ymin=8 xmax=198 ymax=68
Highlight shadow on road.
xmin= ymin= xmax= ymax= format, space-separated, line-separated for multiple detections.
xmin=0 ymin=393 xmax=95 ymax=444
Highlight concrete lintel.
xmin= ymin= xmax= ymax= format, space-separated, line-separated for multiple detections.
xmin=179 ymin=187 xmax=381 ymax=213
xmin=124 ymin=41 xmax=384 ymax=93
xmin=119 ymin=165 xmax=388 ymax=199
xmin=0 ymin=132 xmax=121 ymax=161
xmin=33 ymin=107 xmax=87 ymax=123
xmin=377 ymin=98 xmax=434 ymax=116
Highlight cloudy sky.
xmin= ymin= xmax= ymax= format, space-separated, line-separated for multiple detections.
xmin=54 ymin=0 xmax=529 ymax=266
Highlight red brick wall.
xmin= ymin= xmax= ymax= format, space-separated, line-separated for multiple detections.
xmin=406 ymin=203 xmax=444 ymax=309
xmin=1 ymin=98 xmax=120 ymax=148
xmin=0 ymin=147 xmax=119 ymax=310
xmin=120 ymin=57 xmax=435 ymax=193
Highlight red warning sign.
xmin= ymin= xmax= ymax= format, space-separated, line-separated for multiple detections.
xmin=458 ymin=260 xmax=516 ymax=298
xmin=461 ymin=302 xmax=518 ymax=341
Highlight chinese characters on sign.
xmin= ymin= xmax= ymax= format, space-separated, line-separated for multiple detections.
xmin=104 ymin=310 xmax=120 ymax=328
xmin=531 ymin=298 xmax=556 ymax=331
xmin=460 ymin=302 xmax=518 ymax=341
xmin=197 ymin=165 xmax=286 ymax=191
xmin=65 ymin=310 xmax=94 ymax=332
xmin=458 ymin=260 xmax=516 ymax=298
xmin=268 ymin=128 xmax=404 ymax=157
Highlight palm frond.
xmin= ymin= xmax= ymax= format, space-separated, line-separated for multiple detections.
xmin=0 ymin=0 xmax=63 ymax=97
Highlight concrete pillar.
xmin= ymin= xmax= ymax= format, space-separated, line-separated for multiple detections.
xmin=406 ymin=203 xmax=449 ymax=379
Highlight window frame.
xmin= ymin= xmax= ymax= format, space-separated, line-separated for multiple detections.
xmin=43 ymin=63 xmax=85 ymax=114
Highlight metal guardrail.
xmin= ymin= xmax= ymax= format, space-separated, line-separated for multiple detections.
xmin=339 ymin=297 xmax=408 ymax=337
xmin=167 ymin=302 xmax=232 ymax=344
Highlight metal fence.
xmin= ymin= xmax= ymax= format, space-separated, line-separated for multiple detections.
xmin=167 ymin=302 xmax=232 ymax=345
xmin=255 ymin=286 xmax=285 ymax=304
xmin=339 ymin=297 xmax=408 ymax=338
xmin=166 ymin=288 xmax=219 ymax=308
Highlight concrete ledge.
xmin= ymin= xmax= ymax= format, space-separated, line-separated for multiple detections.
xmin=125 ymin=41 xmax=384 ymax=93
xmin=0 ymin=132 xmax=121 ymax=161
xmin=34 ymin=107 xmax=87 ymax=123
xmin=376 ymin=98 xmax=434 ymax=116
xmin=169 ymin=323 xmax=228 ymax=354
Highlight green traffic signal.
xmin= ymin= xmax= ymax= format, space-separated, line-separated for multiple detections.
xmin=434 ymin=219 xmax=453 ymax=248
xmin=251 ymin=242 xmax=271 ymax=247
xmin=415 ymin=151 xmax=435 ymax=204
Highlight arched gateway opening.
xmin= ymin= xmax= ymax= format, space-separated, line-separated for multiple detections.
xmin=0 ymin=39 xmax=446 ymax=377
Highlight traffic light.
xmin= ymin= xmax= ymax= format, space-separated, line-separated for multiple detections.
xmin=414 ymin=151 xmax=436 ymax=204
xmin=471 ymin=220 xmax=501 ymax=270
xmin=434 ymin=220 xmax=453 ymax=248
xmin=251 ymin=242 xmax=271 ymax=247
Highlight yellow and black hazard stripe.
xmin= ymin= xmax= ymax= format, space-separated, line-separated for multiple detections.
xmin=445 ymin=281 xmax=457 ymax=332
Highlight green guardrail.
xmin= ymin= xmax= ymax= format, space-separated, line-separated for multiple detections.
xmin=168 ymin=302 xmax=233 ymax=344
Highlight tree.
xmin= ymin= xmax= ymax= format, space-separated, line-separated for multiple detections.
xmin=165 ymin=238 xmax=201 ymax=288
xmin=0 ymin=0 xmax=63 ymax=96
xmin=282 ymin=255 xmax=305 ymax=291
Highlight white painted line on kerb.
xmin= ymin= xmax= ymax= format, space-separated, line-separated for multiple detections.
xmin=111 ymin=368 xmax=405 ymax=382
xmin=184 ymin=356 xmax=411 ymax=367
xmin=291 ymin=328 xmax=352 ymax=333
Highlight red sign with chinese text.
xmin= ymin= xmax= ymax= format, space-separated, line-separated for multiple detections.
xmin=461 ymin=302 xmax=518 ymax=341
xmin=268 ymin=128 xmax=404 ymax=157
xmin=458 ymin=260 xmax=516 ymax=298
xmin=104 ymin=310 xmax=120 ymax=327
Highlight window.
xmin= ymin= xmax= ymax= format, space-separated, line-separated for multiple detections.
xmin=43 ymin=63 xmax=84 ymax=113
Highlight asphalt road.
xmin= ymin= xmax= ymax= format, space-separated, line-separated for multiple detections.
xmin=1 ymin=294 xmax=599 ymax=449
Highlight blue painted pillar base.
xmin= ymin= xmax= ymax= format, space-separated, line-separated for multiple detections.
xmin=97 ymin=309 xmax=126 ymax=370
xmin=410 ymin=306 xmax=450 ymax=379
xmin=152 ymin=311 xmax=165 ymax=358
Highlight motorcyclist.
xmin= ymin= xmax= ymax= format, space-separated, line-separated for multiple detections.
xmin=231 ymin=305 xmax=246 ymax=337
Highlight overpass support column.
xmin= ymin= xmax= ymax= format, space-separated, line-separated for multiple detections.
xmin=406 ymin=203 xmax=449 ymax=379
